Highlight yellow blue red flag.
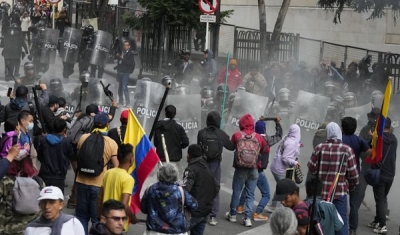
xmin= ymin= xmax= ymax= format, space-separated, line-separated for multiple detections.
xmin=124 ymin=109 xmax=160 ymax=214
xmin=366 ymin=79 xmax=392 ymax=164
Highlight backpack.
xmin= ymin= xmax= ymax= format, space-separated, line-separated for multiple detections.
xmin=236 ymin=131 xmax=261 ymax=168
xmin=12 ymin=176 xmax=42 ymax=215
xmin=77 ymin=132 xmax=105 ymax=177
xmin=199 ymin=127 xmax=222 ymax=161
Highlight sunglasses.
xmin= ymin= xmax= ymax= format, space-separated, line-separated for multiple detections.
xmin=105 ymin=216 xmax=128 ymax=222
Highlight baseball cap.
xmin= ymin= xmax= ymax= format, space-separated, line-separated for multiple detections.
xmin=37 ymin=186 xmax=64 ymax=201
xmin=272 ymin=179 xmax=298 ymax=201
xmin=94 ymin=112 xmax=109 ymax=126
xmin=120 ymin=109 xmax=129 ymax=122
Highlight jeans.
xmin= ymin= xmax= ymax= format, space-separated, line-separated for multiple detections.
xmin=117 ymin=72 xmax=130 ymax=105
xmin=373 ymin=178 xmax=393 ymax=227
xmin=189 ymin=216 xmax=207 ymax=235
xmin=239 ymin=171 xmax=270 ymax=214
xmin=207 ymin=161 xmax=221 ymax=218
xmin=349 ymin=184 xmax=360 ymax=230
xmin=76 ymin=183 xmax=100 ymax=235
xmin=332 ymin=195 xmax=348 ymax=235
xmin=271 ymin=172 xmax=285 ymax=207
xmin=229 ymin=168 xmax=258 ymax=219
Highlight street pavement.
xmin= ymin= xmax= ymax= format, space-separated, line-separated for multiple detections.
xmin=0 ymin=53 xmax=399 ymax=235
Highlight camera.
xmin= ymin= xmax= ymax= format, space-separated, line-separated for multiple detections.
xmin=34 ymin=84 xmax=42 ymax=90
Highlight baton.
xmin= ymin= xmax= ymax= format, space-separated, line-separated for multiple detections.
xmin=31 ymin=87 xmax=47 ymax=134
xmin=99 ymin=80 xmax=114 ymax=102
xmin=260 ymin=117 xmax=277 ymax=121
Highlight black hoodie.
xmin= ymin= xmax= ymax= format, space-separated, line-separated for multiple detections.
xmin=378 ymin=132 xmax=398 ymax=181
xmin=197 ymin=111 xmax=234 ymax=162
xmin=183 ymin=156 xmax=219 ymax=218
xmin=154 ymin=119 xmax=189 ymax=162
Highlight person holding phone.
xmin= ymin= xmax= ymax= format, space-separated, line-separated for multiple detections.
xmin=268 ymin=124 xmax=301 ymax=212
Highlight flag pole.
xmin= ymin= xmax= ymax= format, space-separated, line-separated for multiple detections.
xmin=149 ymin=82 xmax=171 ymax=141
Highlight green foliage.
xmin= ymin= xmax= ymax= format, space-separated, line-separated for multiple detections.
xmin=125 ymin=0 xmax=234 ymax=30
xmin=318 ymin=0 xmax=400 ymax=24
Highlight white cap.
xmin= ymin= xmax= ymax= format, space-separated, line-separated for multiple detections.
xmin=37 ymin=186 xmax=64 ymax=201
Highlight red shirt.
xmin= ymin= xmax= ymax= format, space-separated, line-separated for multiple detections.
xmin=218 ymin=67 xmax=242 ymax=92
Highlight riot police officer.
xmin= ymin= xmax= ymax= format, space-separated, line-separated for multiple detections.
xmin=371 ymin=90 xmax=383 ymax=109
xmin=214 ymin=83 xmax=229 ymax=114
xmin=111 ymin=28 xmax=138 ymax=59
xmin=321 ymin=81 xmax=337 ymax=99
xmin=175 ymin=84 xmax=190 ymax=95
xmin=49 ymin=78 xmax=71 ymax=102
xmin=30 ymin=25 xmax=49 ymax=74
xmin=71 ymin=70 xmax=91 ymax=106
xmin=267 ymin=88 xmax=294 ymax=128
xmin=343 ymin=92 xmax=357 ymax=109
xmin=15 ymin=61 xmax=41 ymax=92
xmin=200 ymin=86 xmax=215 ymax=128
xmin=78 ymin=25 xmax=94 ymax=74
xmin=1 ymin=23 xmax=28 ymax=81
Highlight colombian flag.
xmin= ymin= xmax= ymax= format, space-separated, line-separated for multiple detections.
xmin=366 ymin=79 xmax=392 ymax=164
xmin=124 ymin=109 xmax=160 ymax=214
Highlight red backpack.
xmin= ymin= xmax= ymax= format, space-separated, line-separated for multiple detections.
xmin=236 ymin=132 xmax=261 ymax=168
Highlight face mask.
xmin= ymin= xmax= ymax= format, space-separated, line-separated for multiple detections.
xmin=27 ymin=122 xmax=34 ymax=131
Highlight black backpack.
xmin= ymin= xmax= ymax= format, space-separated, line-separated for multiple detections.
xmin=77 ymin=131 xmax=105 ymax=176
xmin=199 ymin=127 xmax=222 ymax=161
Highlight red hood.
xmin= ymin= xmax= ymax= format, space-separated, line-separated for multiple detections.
xmin=239 ymin=114 xmax=255 ymax=132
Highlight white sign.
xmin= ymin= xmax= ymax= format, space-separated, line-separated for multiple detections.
xmin=200 ymin=14 xmax=216 ymax=23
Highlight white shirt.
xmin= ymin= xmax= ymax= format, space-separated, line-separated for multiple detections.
xmin=24 ymin=218 xmax=85 ymax=235
xmin=20 ymin=17 xmax=30 ymax=32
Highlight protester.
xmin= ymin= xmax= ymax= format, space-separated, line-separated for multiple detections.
xmin=116 ymin=41 xmax=135 ymax=107
xmin=217 ymin=59 xmax=242 ymax=92
xmin=55 ymin=10 xmax=71 ymax=37
xmin=273 ymin=179 xmax=309 ymax=235
xmin=41 ymin=95 xmax=67 ymax=133
xmin=97 ymin=144 xmax=137 ymax=232
xmin=308 ymin=122 xmax=359 ymax=235
xmin=25 ymin=186 xmax=85 ymax=234
xmin=37 ymin=118 xmax=74 ymax=193
xmin=226 ymin=114 xmax=268 ymax=227
xmin=175 ymin=50 xmax=194 ymax=84
xmin=241 ymin=64 xmax=267 ymax=96
xmin=183 ymin=144 xmax=219 ymax=235
xmin=0 ymin=118 xmax=29 ymax=160
xmin=304 ymin=178 xmax=344 ymax=235
xmin=312 ymin=122 xmax=328 ymax=148
xmin=141 ymin=163 xmax=198 ymax=235
xmin=268 ymin=124 xmax=301 ymax=212
xmin=90 ymin=200 xmax=128 ymax=235
xmin=154 ymin=105 xmax=189 ymax=174
xmin=20 ymin=11 xmax=31 ymax=46
xmin=268 ymin=207 xmax=298 ymax=235
xmin=237 ymin=117 xmax=283 ymax=221
xmin=0 ymin=143 xmax=20 ymax=180
xmin=75 ymin=112 xmax=119 ymax=234
xmin=341 ymin=117 xmax=371 ymax=235
xmin=108 ymin=109 xmax=128 ymax=146
xmin=197 ymin=111 xmax=234 ymax=225
xmin=202 ymin=49 xmax=217 ymax=88
xmin=368 ymin=117 xmax=397 ymax=234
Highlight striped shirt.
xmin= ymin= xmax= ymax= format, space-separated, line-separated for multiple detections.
xmin=308 ymin=139 xmax=359 ymax=199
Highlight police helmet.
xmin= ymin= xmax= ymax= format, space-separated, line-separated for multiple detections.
xmin=50 ymin=78 xmax=63 ymax=91
xmin=24 ymin=61 xmax=35 ymax=74
xmin=278 ymin=88 xmax=290 ymax=102
xmin=86 ymin=25 xmax=94 ymax=34
xmin=141 ymin=77 xmax=152 ymax=82
xmin=80 ymin=25 xmax=86 ymax=31
xmin=343 ymin=92 xmax=357 ymax=108
xmin=175 ymin=84 xmax=190 ymax=95
xmin=79 ymin=71 xmax=91 ymax=87
xmin=324 ymin=81 xmax=336 ymax=96
xmin=216 ymin=84 xmax=229 ymax=101
xmin=161 ymin=75 xmax=173 ymax=87
xmin=371 ymin=90 xmax=383 ymax=108
xmin=122 ymin=28 xmax=129 ymax=37
xmin=236 ymin=85 xmax=246 ymax=92
xmin=201 ymin=86 xmax=214 ymax=99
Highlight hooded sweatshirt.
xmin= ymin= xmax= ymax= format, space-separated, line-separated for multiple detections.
xmin=183 ymin=156 xmax=219 ymax=218
xmin=204 ymin=49 xmax=217 ymax=78
xmin=255 ymin=120 xmax=283 ymax=170
xmin=376 ymin=131 xmax=398 ymax=181
xmin=197 ymin=111 xmax=234 ymax=162
xmin=231 ymin=114 xmax=268 ymax=168
xmin=37 ymin=134 xmax=74 ymax=180
xmin=154 ymin=118 xmax=189 ymax=162
xmin=270 ymin=124 xmax=301 ymax=176
xmin=313 ymin=123 xmax=328 ymax=148
xmin=217 ymin=66 xmax=242 ymax=92
xmin=326 ymin=122 xmax=342 ymax=140
xmin=0 ymin=98 xmax=31 ymax=123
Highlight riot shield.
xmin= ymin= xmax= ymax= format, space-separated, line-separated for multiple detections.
xmin=132 ymin=80 xmax=165 ymax=135
xmin=167 ymin=95 xmax=201 ymax=144
xmin=3 ymin=26 xmax=22 ymax=59
xmin=291 ymin=91 xmax=330 ymax=131
xmin=90 ymin=30 xmax=112 ymax=67
xmin=60 ymin=27 xmax=82 ymax=64
xmin=223 ymin=90 xmax=269 ymax=137
xmin=344 ymin=103 xmax=371 ymax=134
xmin=40 ymin=28 xmax=59 ymax=64
xmin=87 ymin=79 xmax=111 ymax=113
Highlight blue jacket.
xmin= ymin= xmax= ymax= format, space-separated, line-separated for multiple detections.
xmin=140 ymin=182 xmax=198 ymax=234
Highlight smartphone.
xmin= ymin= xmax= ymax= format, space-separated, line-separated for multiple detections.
xmin=12 ymin=135 xmax=18 ymax=146
xmin=285 ymin=168 xmax=295 ymax=180
xmin=7 ymin=87 xmax=12 ymax=97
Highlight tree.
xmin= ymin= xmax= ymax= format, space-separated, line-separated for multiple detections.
xmin=268 ymin=0 xmax=292 ymax=61
xmin=258 ymin=0 xmax=267 ymax=64
xmin=318 ymin=0 xmax=400 ymax=23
